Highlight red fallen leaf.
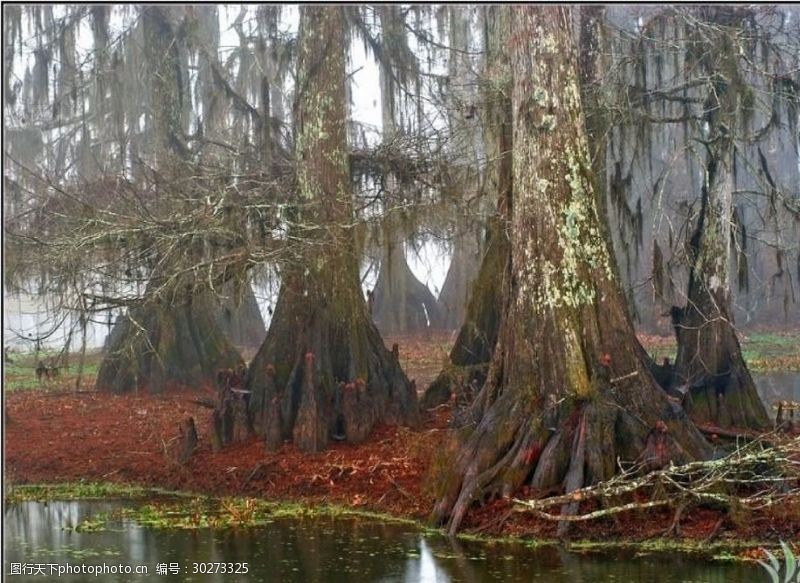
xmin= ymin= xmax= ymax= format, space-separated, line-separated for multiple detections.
xmin=5 ymin=333 xmax=796 ymax=543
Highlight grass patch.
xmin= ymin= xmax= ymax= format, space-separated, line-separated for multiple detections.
xmin=642 ymin=331 xmax=800 ymax=372
xmin=5 ymin=481 xmax=180 ymax=503
xmin=3 ymin=350 xmax=103 ymax=392
xmin=566 ymin=538 xmax=778 ymax=560
xmin=122 ymin=496 xmax=426 ymax=530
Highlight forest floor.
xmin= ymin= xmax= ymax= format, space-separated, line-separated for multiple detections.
xmin=4 ymin=328 xmax=799 ymax=393
xmin=4 ymin=330 xmax=800 ymax=557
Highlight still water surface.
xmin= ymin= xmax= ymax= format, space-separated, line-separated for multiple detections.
xmin=4 ymin=500 xmax=766 ymax=582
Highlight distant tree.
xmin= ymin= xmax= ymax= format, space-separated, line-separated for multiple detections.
xmin=599 ymin=7 xmax=793 ymax=428
xmin=4 ymin=6 xmax=289 ymax=391
xmin=437 ymin=5 xmax=484 ymax=330
xmin=422 ymin=5 xmax=512 ymax=408
xmin=97 ymin=6 xmax=241 ymax=393
xmin=370 ymin=5 xmax=445 ymax=335
xmin=665 ymin=8 xmax=772 ymax=429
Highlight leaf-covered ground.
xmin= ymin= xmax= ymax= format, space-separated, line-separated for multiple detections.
xmin=4 ymin=331 xmax=800 ymax=550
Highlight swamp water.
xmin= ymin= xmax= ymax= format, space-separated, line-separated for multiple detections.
xmin=4 ymin=500 xmax=765 ymax=582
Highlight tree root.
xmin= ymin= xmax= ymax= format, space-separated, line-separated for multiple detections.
xmin=247 ymin=298 xmax=418 ymax=453
xmin=514 ymin=435 xmax=799 ymax=531
xmin=664 ymin=501 xmax=688 ymax=538
xmin=384 ymin=472 xmax=413 ymax=500
xmin=705 ymin=516 xmax=726 ymax=542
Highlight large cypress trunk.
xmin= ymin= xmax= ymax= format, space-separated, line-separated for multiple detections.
xmin=674 ymin=154 xmax=771 ymax=429
xmin=432 ymin=6 xmax=711 ymax=535
xmin=96 ymin=7 xmax=241 ymax=393
xmin=674 ymin=177 xmax=770 ymax=430
xmin=97 ymin=290 xmax=242 ymax=393
xmin=674 ymin=182 xmax=770 ymax=430
xmin=246 ymin=7 xmax=419 ymax=454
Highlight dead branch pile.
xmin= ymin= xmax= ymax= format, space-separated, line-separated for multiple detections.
xmin=514 ymin=435 xmax=800 ymax=524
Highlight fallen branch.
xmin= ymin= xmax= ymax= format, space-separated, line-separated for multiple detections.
xmin=696 ymin=424 xmax=766 ymax=442
xmin=517 ymin=499 xmax=671 ymax=522
xmin=240 ymin=460 xmax=277 ymax=491
xmin=514 ymin=434 xmax=800 ymax=523
xmin=384 ymin=472 xmax=413 ymax=500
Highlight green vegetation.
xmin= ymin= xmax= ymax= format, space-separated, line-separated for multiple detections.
xmin=70 ymin=514 xmax=109 ymax=533
xmin=121 ymin=496 xmax=791 ymax=562
xmin=5 ymin=482 xmax=779 ymax=562
xmin=3 ymin=350 xmax=103 ymax=392
xmin=122 ymin=497 xmax=424 ymax=530
xmin=6 ymin=483 xmax=422 ymax=531
xmin=567 ymin=539 xmax=780 ymax=562
xmin=644 ymin=331 xmax=800 ymax=372
xmin=5 ymin=482 xmax=177 ymax=503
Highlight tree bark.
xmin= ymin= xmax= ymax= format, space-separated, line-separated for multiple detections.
xmin=578 ymin=6 xmax=670 ymax=389
xmin=371 ymin=233 xmax=444 ymax=335
xmin=672 ymin=15 xmax=769 ymax=431
xmin=141 ymin=6 xmax=187 ymax=159
xmin=177 ymin=417 xmax=198 ymax=464
xmin=422 ymin=6 xmax=512 ymax=409
xmin=216 ymin=279 xmax=266 ymax=349
xmin=246 ymin=7 xmax=419 ymax=454
xmin=97 ymin=291 xmax=242 ymax=393
xmin=432 ymin=6 xmax=710 ymax=535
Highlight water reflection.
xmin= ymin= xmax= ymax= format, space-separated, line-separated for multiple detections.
xmin=4 ymin=500 xmax=763 ymax=582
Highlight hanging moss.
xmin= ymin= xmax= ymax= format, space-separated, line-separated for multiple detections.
xmin=433 ymin=6 xmax=710 ymax=535
xmin=246 ymin=7 xmax=418 ymax=453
